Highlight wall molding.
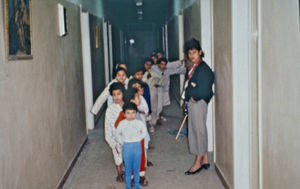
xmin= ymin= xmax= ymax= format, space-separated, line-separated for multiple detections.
xmin=56 ymin=136 xmax=88 ymax=189
xmin=215 ymin=163 xmax=231 ymax=189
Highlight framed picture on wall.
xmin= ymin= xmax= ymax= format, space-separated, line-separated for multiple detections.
xmin=4 ymin=0 xmax=32 ymax=60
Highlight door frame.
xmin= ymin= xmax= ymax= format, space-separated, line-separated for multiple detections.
xmin=80 ymin=11 xmax=95 ymax=131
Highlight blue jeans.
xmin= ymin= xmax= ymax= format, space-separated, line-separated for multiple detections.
xmin=123 ymin=142 xmax=141 ymax=189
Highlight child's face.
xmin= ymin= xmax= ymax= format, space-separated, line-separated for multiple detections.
xmin=144 ymin=61 xmax=152 ymax=71
xmin=138 ymin=87 xmax=144 ymax=96
xmin=115 ymin=70 xmax=127 ymax=84
xmin=157 ymin=52 xmax=163 ymax=59
xmin=125 ymin=109 xmax=137 ymax=121
xmin=112 ymin=89 xmax=123 ymax=104
xmin=132 ymin=83 xmax=143 ymax=95
xmin=134 ymin=71 xmax=143 ymax=80
xmin=152 ymin=56 xmax=157 ymax=64
xmin=158 ymin=61 xmax=167 ymax=71
xmin=130 ymin=93 xmax=141 ymax=106
xmin=188 ymin=48 xmax=202 ymax=64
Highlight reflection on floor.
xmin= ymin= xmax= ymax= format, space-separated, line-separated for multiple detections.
xmin=63 ymin=103 xmax=224 ymax=189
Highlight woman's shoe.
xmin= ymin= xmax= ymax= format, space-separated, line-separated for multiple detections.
xmin=202 ymin=163 xmax=210 ymax=170
xmin=184 ymin=166 xmax=203 ymax=175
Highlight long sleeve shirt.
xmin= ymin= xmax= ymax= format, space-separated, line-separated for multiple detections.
xmin=116 ymin=119 xmax=147 ymax=144
xmin=104 ymin=103 xmax=123 ymax=149
xmin=152 ymin=63 xmax=186 ymax=93
xmin=136 ymin=95 xmax=149 ymax=124
xmin=185 ymin=61 xmax=214 ymax=104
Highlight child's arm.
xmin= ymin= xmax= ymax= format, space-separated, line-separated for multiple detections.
xmin=167 ymin=59 xmax=183 ymax=69
xmin=139 ymin=121 xmax=147 ymax=141
xmin=139 ymin=96 xmax=149 ymax=115
xmin=91 ymin=79 xmax=116 ymax=115
xmin=168 ymin=64 xmax=186 ymax=76
xmin=115 ymin=124 xmax=124 ymax=145
xmin=104 ymin=108 xmax=117 ymax=149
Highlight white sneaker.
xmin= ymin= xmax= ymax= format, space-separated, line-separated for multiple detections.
xmin=149 ymin=126 xmax=155 ymax=133
xmin=160 ymin=116 xmax=167 ymax=122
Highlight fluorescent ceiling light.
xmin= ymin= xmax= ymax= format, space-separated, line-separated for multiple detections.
xmin=136 ymin=2 xmax=143 ymax=6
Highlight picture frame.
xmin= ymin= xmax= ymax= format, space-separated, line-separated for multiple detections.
xmin=4 ymin=0 xmax=33 ymax=60
xmin=95 ymin=26 xmax=99 ymax=48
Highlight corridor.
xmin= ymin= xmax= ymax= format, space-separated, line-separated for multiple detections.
xmin=63 ymin=103 xmax=224 ymax=189
xmin=0 ymin=0 xmax=299 ymax=189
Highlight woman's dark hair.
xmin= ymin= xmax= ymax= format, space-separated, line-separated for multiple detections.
xmin=157 ymin=57 xmax=168 ymax=65
xmin=122 ymin=102 xmax=138 ymax=113
xmin=124 ymin=88 xmax=139 ymax=104
xmin=113 ymin=67 xmax=128 ymax=78
xmin=128 ymin=78 xmax=143 ymax=90
xmin=109 ymin=82 xmax=125 ymax=96
xmin=143 ymin=57 xmax=154 ymax=65
xmin=184 ymin=38 xmax=204 ymax=58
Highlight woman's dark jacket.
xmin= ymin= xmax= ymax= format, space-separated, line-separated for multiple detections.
xmin=185 ymin=61 xmax=214 ymax=104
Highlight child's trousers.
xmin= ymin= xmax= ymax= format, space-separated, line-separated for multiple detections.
xmin=123 ymin=142 xmax=142 ymax=189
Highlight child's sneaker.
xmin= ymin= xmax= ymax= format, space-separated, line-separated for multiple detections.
xmin=149 ymin=126 xmax=155 ymax=133
xmin=160 ymin=116 xmax=167 ymax=122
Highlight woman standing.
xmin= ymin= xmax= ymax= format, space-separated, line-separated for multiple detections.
xmin=183 ymin=38 xmax=214 ymax=175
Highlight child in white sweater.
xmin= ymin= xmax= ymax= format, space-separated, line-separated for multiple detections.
xmin=116 ymin=102 xmax=147 ymax=189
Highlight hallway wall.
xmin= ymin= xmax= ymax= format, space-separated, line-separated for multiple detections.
xmin=183 ymin=0 xmax=201 ymax=41
xmin=212 ymin=0 xmax=234 ymax=187
xmin=260 ymin=0 xmax=300 ymax=188
xmin=0 ymin=1 xmax=87 ymax=188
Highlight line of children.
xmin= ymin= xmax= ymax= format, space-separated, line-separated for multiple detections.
xmin=93 ymin=50 xmax=186 ymax=188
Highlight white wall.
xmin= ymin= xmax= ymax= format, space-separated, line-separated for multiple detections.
xmin=0 ymin=1 xmax=87 ymax=188
xmin=259 ymin=0 xmax=300 ymax=188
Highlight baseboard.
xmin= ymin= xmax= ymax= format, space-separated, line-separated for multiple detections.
xmin=56 ymin=136 xmax=88 ymax=189
xmin=215 ymin=163 xmax=231 ymax=189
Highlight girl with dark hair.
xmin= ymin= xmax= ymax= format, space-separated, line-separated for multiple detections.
xmin=104 ymin=82 xmax=126 ymax=182
xmin=91 ymin=67 xmax=129 ymax=115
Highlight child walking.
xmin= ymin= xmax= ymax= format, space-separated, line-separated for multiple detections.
xmin=104 ymin=82 xmax=126 ymax=182
xmin=116 ymin=102 xmax=147 ymax=189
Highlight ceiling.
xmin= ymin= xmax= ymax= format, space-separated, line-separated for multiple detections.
xmin=104 ymin=0 xmax=173 ymax=27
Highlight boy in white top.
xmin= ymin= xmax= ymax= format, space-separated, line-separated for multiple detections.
xmin=142 ymin=58 xmax=163 ymax=130
xmin=104 ymin=82 xmax=126 ymax=182
xmin=116 ymin=103 xmax=147 ymax=189
xmin=151 ymin=57 xmax=186 ymax=125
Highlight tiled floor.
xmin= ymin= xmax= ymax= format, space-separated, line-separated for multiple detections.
xmin=63 ymin=103 xmax=224 ymax=189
